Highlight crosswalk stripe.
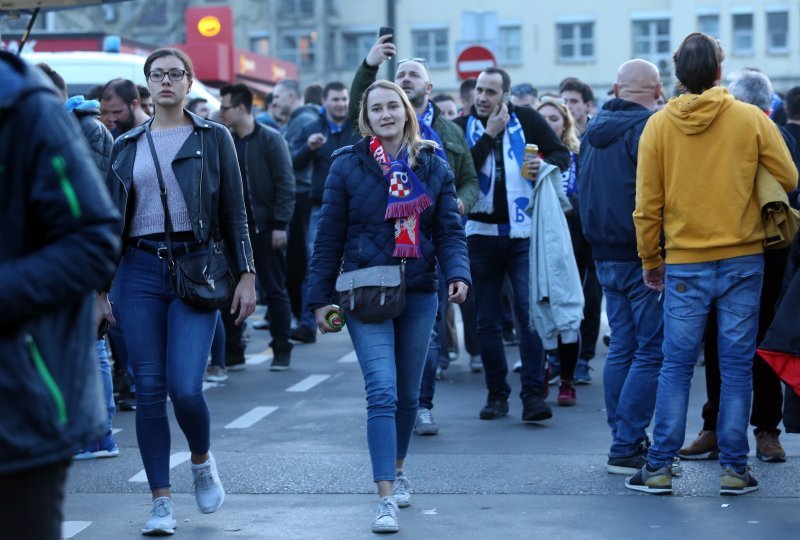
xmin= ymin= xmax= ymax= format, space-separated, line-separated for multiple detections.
xmin=128 ymin=451 xmax=191 ymax=483
xmin=224 ymin=406 xmax=278 ymax=429
xmin=337 ymin=351 xmax=358 ymax=363
xmin=62 ymin=521 xmax=92 ymax=538
xmin=286 ymin=374 xmax=330 ymax=392
xmin=246 ymin=352 xmax=272 ymax=365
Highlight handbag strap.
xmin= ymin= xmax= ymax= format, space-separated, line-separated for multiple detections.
xmin=144 ymin=122 xmax=177 ymax=270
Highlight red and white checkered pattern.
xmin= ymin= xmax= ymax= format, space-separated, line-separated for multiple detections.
xmin=390 ymin=173 xmax=412 ymax=198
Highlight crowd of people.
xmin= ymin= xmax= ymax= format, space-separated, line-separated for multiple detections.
xmin=3 ymin=28 xmax=800 ymax=538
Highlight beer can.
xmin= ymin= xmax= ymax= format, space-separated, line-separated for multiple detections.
xmin=325 ymin=308 xmax=345 ymax=329
xmin=522 ymin=144 xmax=539 ymax=178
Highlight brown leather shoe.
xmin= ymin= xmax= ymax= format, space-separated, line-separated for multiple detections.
xmin=756 ymin=431 xmax=786 ymax=463
xmin=678 ymin=430 xmax=719 ymax=460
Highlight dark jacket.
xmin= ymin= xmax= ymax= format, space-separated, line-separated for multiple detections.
xmin=75 ymin=109 xmax=113 ymax=176
xmin=285 ymin=104 xmax=320 ymax=194
xmin=349 ymin=61 xmax=480 ymax=213
xmin=0 ymin=51 xmax=121 ymax=474
xmin=578 ymin=98 xmax=653 ymax=261
xmin=240 ymin=122 xmax=296 ymax=231
xmin=306 ymin=137 xmax=471 ymax=310
xmin=291 ymin=108 xmax=360 ymax=204
xmin=107 ymin=112 xmax=255 ymax=275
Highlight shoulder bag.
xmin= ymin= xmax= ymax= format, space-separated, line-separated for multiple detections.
xmin=334 ymin=260 xmax=406 ymax=323
xmin=145 ymin=124 xmax=235 ymax=311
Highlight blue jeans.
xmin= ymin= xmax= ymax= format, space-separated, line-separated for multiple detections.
xmin=347 ymin=291 xmax=438 ymax=481
xmin=210 ymin=311 xmax=225 ymax=369
xmin=419 ymin=270 xmax=449 ymax=410
xmin=468 ymin=235 xmax=546 ymax=400
xmin=648 ymin=254 xmax=764 ymax=470
xmin=96 ymin=339 xmax=115 ymax=434
xmin=299 ymin=204 xmax=322 ymax=329
xmin=117 ymin=242 xmax=218 ymax=490
xmin=595 ymin=260 xmax=663 ymax=458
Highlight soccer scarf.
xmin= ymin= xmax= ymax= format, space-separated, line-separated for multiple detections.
xmin=417 ymin=101 xmax=447 ymax=161
xmin=369 ymin=136 xmax=432 ymax=258
xmin=465 ymin=112 xmax=532 ymax=238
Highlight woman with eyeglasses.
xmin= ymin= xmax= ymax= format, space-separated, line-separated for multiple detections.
xmin=535 ymin=95 xmax=584 ymax=406
xmin=105 ymin=48 xmax=256 ymax=536
xmin=307 ymin=80 xmax=470 ymax=533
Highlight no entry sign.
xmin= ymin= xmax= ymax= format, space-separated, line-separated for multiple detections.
xmin=456 ymin=45 xmax=497 ymax=80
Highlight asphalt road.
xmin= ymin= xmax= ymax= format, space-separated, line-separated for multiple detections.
xmin=59 ymin=307 xmax=800 ymax=539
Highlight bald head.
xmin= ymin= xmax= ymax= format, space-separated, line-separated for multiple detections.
xmin=614 ymin=59 xmax=661 ymax=110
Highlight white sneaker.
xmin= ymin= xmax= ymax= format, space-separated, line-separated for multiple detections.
xmin=392 ymin=471 xmax=412 ymax=507
xmin=205 ymin=365 xmax=228 ymax=383
xmin=372 ymin=496 xmax=399 ymax=533
xmin=469 ymin=355 xmax=484 ymax=373
xmin=191 ymin=453 xmax=225 ymax=513
xmin=141 ymin=497 xmax=176 ymax=536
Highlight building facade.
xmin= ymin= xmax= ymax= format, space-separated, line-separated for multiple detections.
xmin=3 ymin=0 xmax=799 ymax=98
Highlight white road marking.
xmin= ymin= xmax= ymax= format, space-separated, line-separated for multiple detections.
xmin=286 ymin=374 xmax=330 ymax=392
xmin=247 ymin=349 xmax=272 ymax=365
xmin=225 ymin=406 xmax=278 ymax=429
xmin=129 ymin=451 xmax=191 ymax=483
xmin=337 ymin=351 xmax=358 ymax=363
xmin=62 ymin=521 xmax=92 ymax=538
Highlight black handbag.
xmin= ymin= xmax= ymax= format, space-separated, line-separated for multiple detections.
xmin=145 ymin=124 xmax=235 ymax=311
xmin=334 ymin=260 xmax=406 ymax=323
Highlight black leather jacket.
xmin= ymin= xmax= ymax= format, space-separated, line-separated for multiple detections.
xmin=107 ymin=112 xmax=255 ymax=275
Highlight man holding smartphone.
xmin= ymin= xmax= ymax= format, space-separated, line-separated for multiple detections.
xmin=451 ymin=66 xmax=570 ymax=423
xmin=348 ymin=32 xmax=479 ymax=436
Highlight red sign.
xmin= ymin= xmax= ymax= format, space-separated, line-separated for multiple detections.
xmin=456 ymin=45 xmax=497 ymax=81
xmin=185 ymin=6 xmax=234 ymax=49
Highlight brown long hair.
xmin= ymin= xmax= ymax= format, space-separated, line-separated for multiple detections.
xmin=357 ymin=80 xmax=436 ymax=168
xmin=537 ymin=97 xmax=580 ymax=155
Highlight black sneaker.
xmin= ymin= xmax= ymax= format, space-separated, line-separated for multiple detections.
xmin=289 ymin=324 xmax=316 ymax=344
xmin=607 ymin=453 xmax=647 ymax=475
xmin=479 ymin=397 xmax=509 ymax=420
xmin=624 ymin=464 xmax=674 ymax=495
xmin=720 ymin=466 xmax=759 ymax=496
xmin=522 ymin=394 xmax=553 ymax=422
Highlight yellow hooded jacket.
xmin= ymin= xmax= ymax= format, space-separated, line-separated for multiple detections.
xmin=634 ymin=86 xmax=798 ymax=269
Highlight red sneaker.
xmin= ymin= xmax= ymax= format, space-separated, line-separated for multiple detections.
xmin=557 ymin=380 xmax=576 ymax=406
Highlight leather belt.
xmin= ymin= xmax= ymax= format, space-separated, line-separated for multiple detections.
xmin=127 ymin=238 xmax=205 ymax=260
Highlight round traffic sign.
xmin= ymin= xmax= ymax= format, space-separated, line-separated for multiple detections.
xmin=456 ymin=45 xmax=497 ymax=81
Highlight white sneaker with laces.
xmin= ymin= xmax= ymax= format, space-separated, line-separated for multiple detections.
xmin=372 ymin=496 xmax=399 ymax=533
xmin=141 ymin=496 xmax=176 ymax=536
xmin=191 ymin=453 xmax=225 ymax=513
xmin=392 ymin=471 xmax=412 ymax=507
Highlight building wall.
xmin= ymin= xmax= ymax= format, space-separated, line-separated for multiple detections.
xmin=7 ymin=0 xmax=799 ymax=99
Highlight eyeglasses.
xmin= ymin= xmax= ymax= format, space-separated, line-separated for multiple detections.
xmin=511 ymin=83 xmax=536 ymax=97
xmin=147 ymin=68 xmax=188 ymax=82
xmin=539 ymin=95 xmax=566 ymax=106
xmin=397 ymin=57 xmax=427 ymax=66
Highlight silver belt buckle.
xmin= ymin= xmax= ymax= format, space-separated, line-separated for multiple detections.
xmin=157 ymin=246 xmax=169 ymax=260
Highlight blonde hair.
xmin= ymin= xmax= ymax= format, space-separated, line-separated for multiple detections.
xmin=358 ymin=80 xmax=436 ymax=168
xmin=537 ymin=98 xmax=580 ymax=155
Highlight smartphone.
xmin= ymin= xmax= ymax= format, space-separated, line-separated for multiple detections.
xmin=379 ymin=26 xmax=394 ymax=44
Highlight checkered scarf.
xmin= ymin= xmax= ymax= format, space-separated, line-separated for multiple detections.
xmin=370 ymin=136 xmax=432 ymax=258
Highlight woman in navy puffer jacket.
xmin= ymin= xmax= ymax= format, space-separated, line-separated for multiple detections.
xmin=307 ymin=80 xmax=470 ymax=534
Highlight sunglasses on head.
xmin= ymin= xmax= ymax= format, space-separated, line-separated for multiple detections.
xmin=397 ymin=57 xmax=428 ymax=66
xmin=540 ymin=96 xmax=566 ymax=106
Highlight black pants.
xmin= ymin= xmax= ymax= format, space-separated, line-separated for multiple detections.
xmin=0 ymin=459 xmax=70 ymax=540
xmin=567 ymin=211 xmax=602 ymax=360
xmin=287 ymin=192 xmax=311 ymax=320
xmin=224 ymin=227 xmax=292 ymax=360
xmin=701 ymin=249 xmax=787 ymax=434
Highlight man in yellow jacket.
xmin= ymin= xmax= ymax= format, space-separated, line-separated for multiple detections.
xmin=627 ymin=33 xmax=798 ymax=496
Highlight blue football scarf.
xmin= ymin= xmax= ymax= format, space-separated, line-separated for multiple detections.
xmin=417 ymin=102 xmax=447 ymax=161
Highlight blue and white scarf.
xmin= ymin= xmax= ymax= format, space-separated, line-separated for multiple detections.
xmin=417 ymin=101 xmax=447 ymax=162
xmin=465 ymin=112 xmax=532 ymax=238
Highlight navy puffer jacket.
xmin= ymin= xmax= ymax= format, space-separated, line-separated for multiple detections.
xmin=307 ymin=137 xmax=471 ymax=309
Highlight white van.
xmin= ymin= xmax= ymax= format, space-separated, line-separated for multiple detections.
xmin=21 ymin=50 xmax=220 ymax=109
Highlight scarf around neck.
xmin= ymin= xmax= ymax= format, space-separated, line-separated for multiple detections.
xmin=369 ymin=136 xmax=432 ymax=258
xmin=465 ymin=111 xmax=532 ymax=238
xmin=417 ymin=101 xmax=447 ymax=161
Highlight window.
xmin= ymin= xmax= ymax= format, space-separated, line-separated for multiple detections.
xmin=279 ymin=30 xmax=317 ymax=69
xmin=557 ymin=22 xmax=594 ymax=62
xmin=697 ymin=14 xmax=720 ymax=39
xmin=498 ymin=25 xmax=522 ymax=65
xmin=412 ymin=29 xmax=448 ymax=68
xmin=249 ymin=32 xmax=270 ymax=56
xmin=767 ymin=11 xmax=789 ymax=53
xmin=343 ymin=32 xmax=374 ymax=68
xmin=632 ymin=19 xmax=670 ymax=64
xmin=732 ymin=13 xmax=754 ymax=54
xmin=280 ymin=0 xmax=314 ymax=17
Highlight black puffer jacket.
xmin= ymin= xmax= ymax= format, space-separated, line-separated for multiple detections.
xmin=107 ymin=112 xmax=255 ymax=275
xmin=0 ymin=51 xmax=122 ymax=474
xmin=74 ymin=108 xmax=113 ymax=175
